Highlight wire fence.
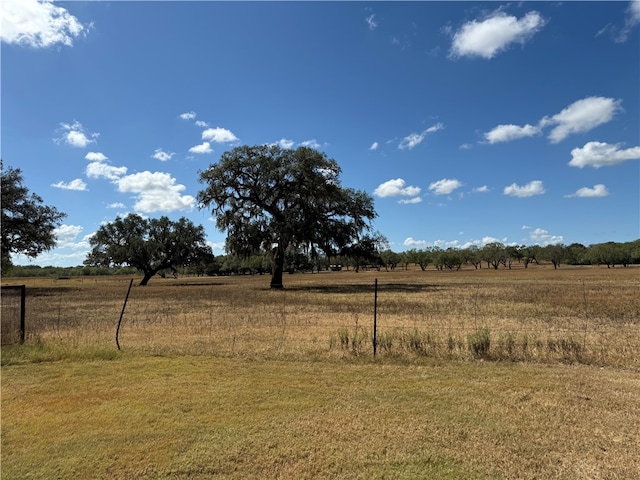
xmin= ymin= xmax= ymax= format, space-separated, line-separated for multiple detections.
xmin=2 ymin=270 xmax=639 ymax=367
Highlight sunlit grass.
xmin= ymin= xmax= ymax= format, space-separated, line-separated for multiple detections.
xmin=2 ymin=265 xmax=639 ymax=367
xmin=2 ymin=355 xmax=639 ymax=479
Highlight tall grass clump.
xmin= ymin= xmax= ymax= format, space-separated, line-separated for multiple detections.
xmin=467 ymin=327 xmax=491 ymax=359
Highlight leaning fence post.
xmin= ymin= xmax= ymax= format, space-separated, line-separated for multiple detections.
xmin=116 ymin=279 xmax=134 ymax=350
xmin=373 ymin=278 xmax=378 ymax=356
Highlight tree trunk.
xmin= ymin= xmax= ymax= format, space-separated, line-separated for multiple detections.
xmin=139 ymin=270 xmax=155 ymax=286
xmin=270 ymin=244 xmax=285 ymax=289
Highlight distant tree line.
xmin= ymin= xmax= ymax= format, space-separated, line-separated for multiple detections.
xmin=7 ymin=239 xmax=639 ymax=279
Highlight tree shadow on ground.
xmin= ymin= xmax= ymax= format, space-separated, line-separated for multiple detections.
xmin=286 ymin=283 xmax=445 ymax=295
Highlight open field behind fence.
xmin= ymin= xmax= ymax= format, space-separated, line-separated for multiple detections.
xmin=2 ymin=265 xmax=638 ymax=368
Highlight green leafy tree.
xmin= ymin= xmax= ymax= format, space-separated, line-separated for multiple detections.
xmin=482 ymin=242 xmax=506 ymax=269
xmin=1 ymin=163 xmax=66 ymax=272
xmin=85 ymin=214 xmax=212 ymax=285
xmin=197 ymin=145 xmax=377 ymax=288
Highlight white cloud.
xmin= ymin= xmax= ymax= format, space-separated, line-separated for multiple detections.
xmin=274 ymin=138 xmax=295 ymax=149
xmin=116 ymin=171 xmax=195 ymax=213
xmin=300 ymin=139 xmax=321 ymax=149
xmin=616 ymin=0 xmax=640 ymax=42
xmin=1 ymin=0 xmax=87 ymax=48
xmin=107 ymin=202 xmax=126 ymax=209
xmin=152 ymin=148 xmax=175 ymax=162
xmin=399 ymin=197 xmax=423 ymax=205
xmin=370 ymin=142 xmax=379 ymax=151
xmin=450 ymin=10 xmax=545 ymax=59
xmin=398 ymin=123 xmax=444 ymax=150
xmin=528 ymin=228 xmax=563 ymax=245
xmin=568 ymin=141 xmax=640 ymax=168
xmin=374 ymin=178 xmax=421 ymax=198
xmin=428 ymin=178 xmax=462 ymax=195
xmin=56 ymin=121 xmax=98 ymax=148
xmin=207 ymin=241 xmax=226 ymax=253
xmin=566 ymin=184 xmax=609 ymax=198
xmin=484 ymin=96 xmax=622 ymax=145
xmin=53 ymin=224 xmax=84 ymax=248
xmin=459 ymin=143 xmax=473 ymax=150
xmin=541 ymin=96 xmax=622 ymax=143
xmin=484 ymin=124 xmax=541 ymax=143
xmin=366 ymin=14 xmax=377 ymax=31
xmin=403 ymin=237 xmax=428 ymax=249
xmin=503 ymin=180 xmax=545 ymax=197
xmin=86 ymin=162 xmax=127 ymax=181
xmin=473 ymin=185 xmax=490 ymax=193
xmin=179 ymin=111 xmax=196 ymax=120
xmin=85 ymin=152 xmax=107 ymax=162
xmin=202 ymin=127 xmax=239 ymax=143
xmin=189 ymin=142 xmax=213 ymax=154
xmin=51 ymin=179 xmax=87 ymax=191
xmin=195 ymin=120 xmax=209 ymax=128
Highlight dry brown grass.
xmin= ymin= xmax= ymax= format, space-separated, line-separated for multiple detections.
xmin=2 ymin=265 xmax=638 ymax=367
xmin=2 ymin=266 xmax=640 ymax=478
xmin=2 ymin=355 xmax=639 ymax=479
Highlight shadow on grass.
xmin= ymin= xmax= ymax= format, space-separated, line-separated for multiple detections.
xmin=287 ymin=283 xmax=444 ymax=294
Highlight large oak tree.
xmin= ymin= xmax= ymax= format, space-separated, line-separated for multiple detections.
xmin=85 ymin=214 xmax=212 ymax=285
xmin=1 ymin=164 xmax=66 ymax=271
xmin=197 ymin=145 xmax=377 ymax=288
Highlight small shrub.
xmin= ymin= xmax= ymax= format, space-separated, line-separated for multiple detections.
xmin=468 ymin=327 xmax=491 ymax=359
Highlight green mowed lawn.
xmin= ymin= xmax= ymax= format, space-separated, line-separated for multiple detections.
xmin=2 ymin=353 xmax=639 ymax=479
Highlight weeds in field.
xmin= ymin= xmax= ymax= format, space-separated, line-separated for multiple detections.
xmin=2 ymin=267 xmax=639 ymax=367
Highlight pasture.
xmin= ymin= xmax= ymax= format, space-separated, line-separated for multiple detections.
xmin=2 ymin=266 xmax=639 ymax=478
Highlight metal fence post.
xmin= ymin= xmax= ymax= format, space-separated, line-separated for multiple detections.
xmin=373 ymin=278 xmax=378 ymax=356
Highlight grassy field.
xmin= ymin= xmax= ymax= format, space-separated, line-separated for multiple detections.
xmin=2 ymin=266 xmax=640 ymax=478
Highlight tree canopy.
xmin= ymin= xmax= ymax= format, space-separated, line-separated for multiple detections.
xmin=1 ymin=163 xmax=66 ymax=272
xmin=197 ymin=145 xmax=377 ymax=288
xmin=84 ymin=214 xmax=212 ymax=285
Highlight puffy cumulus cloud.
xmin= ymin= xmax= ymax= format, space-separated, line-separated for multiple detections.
xmin=503 ymin=180 xmax=545 ymax=197
xmin=483 ymin=96 xmax=621 ymax=145
xmin=399 ymin=123 xmax=444 ymax=150
xmin=450 ymin=10 xmax=545 ymax=59
xmin=195 ymin=120 xmax=209 ymax=128
xmin=152 ymin=148 xmax=175 ymax=162
xmin=188 ymin=142 xmax=213 ymax=154
xmin=107 ymin=202 xmax=126 ymax=209
xmin=369 ymin=142 xmax=379 ymax=151
xmin=568 ymin=141 xmax=640 ymax=168
xmin=53 ymin=224 xmax=84 ymax=248
xmin=527 ymin=227 xmax=563 ymax=245
xmin=56 ymin=121 xmax=98 ymax=148
xmin=428 ymin=178 xmax=462 ymax=195
xmin=374 ymin=178 xmax=421 ymax=198
xmin=202 ymin=127 xmax=239 ymax=143
xmin=85 ymin=152 xmax=108 ymax=162
xmin=273 ymin=138 xmax=295 ymax=149
xmin=179 ymin=111 xmax=196 ymax=120
xmin=399 ymin=197 xmax=423 ymax=205
xmin=51 ymin=178 xmax=87 ymax=191
xmin=300 ymin=139 xmax=321 ymax=149
xmin=1 ymin=0 xmax=87 ymax=48
xmin=116 ymin=171 xmax=195 ymax=213
xmin=483 ymin=124 xmax=540 ymax=144
xmin=473 ymin=185 xmax=490 ymax=193
xmin=566 ymin=184 xmax=609 ymax=198
xmin=541 ymin=96 xmax=622 ymax=144
xmin=403 ymin=237 xmax=428 ymax=249
xmin=86 ymin=162 xmax=127 ymax=181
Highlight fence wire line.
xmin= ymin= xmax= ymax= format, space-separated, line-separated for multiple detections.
xmin=4 ymin=277 xmax=639 ymax=365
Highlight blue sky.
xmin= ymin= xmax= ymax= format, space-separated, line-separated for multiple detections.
xmin=2 ymin=1 xmax=639 ymax=267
